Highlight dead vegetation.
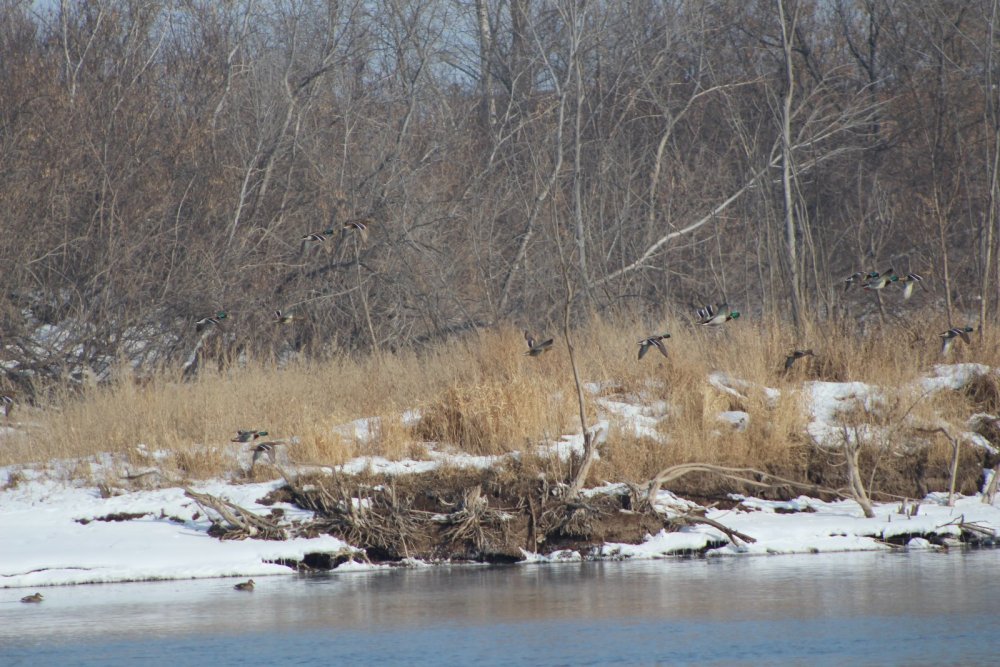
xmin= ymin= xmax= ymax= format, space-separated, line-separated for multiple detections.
xmin=3 ymin=319 xmax=999 ymax=572
xmin=3 ymin=316 xmax=998 ymax=503
xmin=252 ymin=466 xmax=670 ymax=562
xmin=1 ymin=312 xmax=993 ymax=562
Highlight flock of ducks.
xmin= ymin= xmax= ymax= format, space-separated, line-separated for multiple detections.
xmin=522 ymin=267 xmax=973 ymax=370
xmin=6 ymin=263 xmax=983 ymax=606
xmin=843 ymin=267 xmax=925 ymax=300
xmin=846 ymin=267 xmax=976 ymax=355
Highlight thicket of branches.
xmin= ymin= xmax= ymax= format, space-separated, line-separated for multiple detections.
xmin=3 ymin=0 xmax=1000 ymax=381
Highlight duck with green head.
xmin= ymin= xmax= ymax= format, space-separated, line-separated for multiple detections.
xmin=195 ymin=312 xmax=227 ymax=332
xmin=697 ymin=304 xmax=740 ymax=326
xmin=862 ymin=269 xmax=899 ymax=290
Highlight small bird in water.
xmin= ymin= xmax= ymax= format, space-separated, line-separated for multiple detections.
xmin=234 ymin=579 xmax=255 ymax=591
xmin=232 ymin=430 xmax=268 ymax=443
xmin=696 ymin=304 xmax=740 ymax=326
xmin=524 ymin=331 xmax=554 ymax=357
xmin=20 ymin=592 xmax=43 ymax=603
xmin=195 ymin=312 xmax=227 ymax=333
xmin=638 ymin=333 xmax=671 ymax=360
xmin=784 ymin=349 xmax=815 ymax=372
xmin=939 ymin=326 xmax=974 ymax=356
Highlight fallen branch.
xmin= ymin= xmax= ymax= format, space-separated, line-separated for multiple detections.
xmin=184 ymin=488 xmax=288 ymax=540
xmin=646 ymin=463 xmax=847 ymax=505
xmin=670 ymin=512 xmax=756 ymax=546
xmin=937 ymin=514 xmax=997 ymax=540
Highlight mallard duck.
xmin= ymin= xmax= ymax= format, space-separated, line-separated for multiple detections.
xmin=1 ymin=391 xmax=14 ymax=420
xmin=301 ymin=229 xmax=335 ymax=244
xmin=939 ymin=326 xmax=974 ymax=356
xmin=195 ymin=312 xmax=227 ymax=332
xmin=843 ymin=271 xmax=878 ymax=291
xmin=524 ymin=331 xmax=554 ymax=356
xmin=233 ymin=579 xmax=255 ymax=591
xmin=784 ymin=349 xmax=815 ymax=371
xmin=342 ymin=217 xmax=373 ymax=244
xmin=273 ymin=310 xmax=297 ymax=325
xmin=251 ymin=441 xmax=283 ymax=467
xmin=20 ymin=592 xmax=43 ymax=603
xmin=697 ymin=304 xmax=740 ymax=326
xmin=232 ymin=430 xmax=268 ymax=443
xmin=898 ymin=273 xmax=924 ymax=300
xmin=638 ymin=334 xmax=670 ymax=360
xmin=862 ymin=271 xmax=899 ymax=290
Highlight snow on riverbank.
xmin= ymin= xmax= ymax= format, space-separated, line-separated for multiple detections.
xmin=3 ymin=463 xmax=999 ymax=589
xmin=3 ymin=361 xmax=1000 ymax=589
xmin=586 ymin=492 xmax=1000 ymax=561
xmin=0 ymin=475 xmax=356 ymax=589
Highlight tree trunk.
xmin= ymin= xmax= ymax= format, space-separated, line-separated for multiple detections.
xmin=777 ymin=0 xmax=803 ymax=329
xmin=475 ymin=0 xmax=496 ymax=128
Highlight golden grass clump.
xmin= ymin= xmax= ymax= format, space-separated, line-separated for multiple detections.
xmin=414 ymin=329 xmax=581 ymax=456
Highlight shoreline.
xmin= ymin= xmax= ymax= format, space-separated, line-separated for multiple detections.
xmin=3 ymin=468 xmax=998 ymax=590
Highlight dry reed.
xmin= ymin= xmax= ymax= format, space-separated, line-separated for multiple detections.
xmin=3 ymin=310 xmax=998 ymax=487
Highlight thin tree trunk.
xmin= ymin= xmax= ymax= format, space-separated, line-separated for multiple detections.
xmin=475 ymin=0 xmax=497 ymax=127
xmin=571 ymin=12 xmax=589 ymax=301
xmin=777 ymin=0 xmax=803 ymax=329
xmin=981 ymin=0 xmax=1000 ymax=336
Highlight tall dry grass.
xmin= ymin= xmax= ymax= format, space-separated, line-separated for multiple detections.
xmin=2 ymin=309 xmax=997 ymax=485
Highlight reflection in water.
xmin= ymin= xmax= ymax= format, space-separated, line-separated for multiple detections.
xmin=2 ymin=550 xmax=998 ymax=666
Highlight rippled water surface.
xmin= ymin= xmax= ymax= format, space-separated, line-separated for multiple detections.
xmin=3 ymin=549 xmax=999 ymax=666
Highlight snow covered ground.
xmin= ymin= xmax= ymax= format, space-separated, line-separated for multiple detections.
xmin=2 ymin=362 xmax=999 ymax=589
xmin=2 ymin=463 xmax=998 ymax=589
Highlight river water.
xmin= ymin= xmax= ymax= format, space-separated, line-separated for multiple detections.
xmin=2 ymin=549 xmax=998 ymax=666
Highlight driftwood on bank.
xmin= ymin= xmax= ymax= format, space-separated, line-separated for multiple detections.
xmin=184 ymin=487 xmax=288 ymax=540
xmin=280 ymin=471 xmax=432 ymax=558
xmin=670 ymin=513 xmax=757 ymax=546
xmin=938 ymin=514 xmax=998 ymax=541
xmin=645 ymin=463 xmax=848 ymax=505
